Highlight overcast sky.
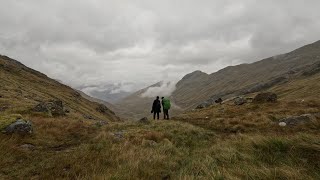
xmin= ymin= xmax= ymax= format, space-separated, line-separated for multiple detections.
xmin=1 ymin=0 xmax=320 ymax=92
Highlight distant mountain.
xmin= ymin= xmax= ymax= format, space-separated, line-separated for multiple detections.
xmin=172 ymin=40 xmax=320 ymax=109
xmin=117 ymin=40 xmax=320 ymax=118
xmin=0 ymin=55 xmax=119 ymax=121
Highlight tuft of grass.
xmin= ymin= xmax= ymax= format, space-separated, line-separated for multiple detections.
xmin=0 ymin=114 xmax=23 ymax=130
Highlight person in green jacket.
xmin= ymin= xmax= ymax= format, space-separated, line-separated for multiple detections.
xmin=161 ymin=97 xmax=171 ymax=120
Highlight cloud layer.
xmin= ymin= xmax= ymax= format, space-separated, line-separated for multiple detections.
xmin=1 ymin=0 xmax=320 ymax=93
xmin=141 ymin=81 xmax=177 ymax=98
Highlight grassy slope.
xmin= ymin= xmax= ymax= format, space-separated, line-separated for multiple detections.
xmin=0 ymin=105 xmax=319 ymax=179
xmin=0 ymin=55 xmax=118 ymax=122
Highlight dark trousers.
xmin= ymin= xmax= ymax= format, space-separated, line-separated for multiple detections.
xmin=163 ymin=109 xmax=169 ymax=119
xmin=153 ymin=112 xmax=160 ymax=120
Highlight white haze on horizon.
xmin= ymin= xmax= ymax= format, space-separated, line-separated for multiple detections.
xmin=141 ymin=81 xmax=177 ymax=98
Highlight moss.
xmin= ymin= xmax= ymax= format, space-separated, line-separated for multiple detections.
xmin=0 ymin=114 xmax=22 ymax=130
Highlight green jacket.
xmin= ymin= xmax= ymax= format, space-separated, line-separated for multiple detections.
xmin=162 ymin=98 xmax=171 ymax=110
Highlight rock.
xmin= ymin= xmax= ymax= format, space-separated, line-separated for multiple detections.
xmin=95 ymin=120 xmax=108 ymax=127
xmin=20 ymin=144 xmax=35 ymax=150
xmin=113 ymin=131 xmax=125 ymax=139
xmin=215 ymin=98 xmax=223 ymax=104
xmin=279 ymin=122 xmax=287 ymax=127
xmin=139 ymin=117 xmax=150 ymax=124
xmin=33 ymin=100 xmax=65 ymax=116
xmin=196 ymin=102 xmax=212 ymax=109
xmin=279 ymin=114 xmax=312 ymax=126
xmin=64 ymin=107 xmax=70 ymax=113
xmin=83 ymin=114 xmax=95 ymax=120
xmin=96 ymin=104 xmax=115 ymax=115
xmin=4 ymin=119 xmax=33 ymax=134
xmin=0 ymin=95 xmax=3 ymax=98
xmin=72 ymin=91 xmax=81 ymax=98
xmin=253 ymin=92 xmax=277 ymax=103
xmin=234 ymin=97 xmax=247 ymax=105
xmin=246 ymin=97 xmax=254 ymax=103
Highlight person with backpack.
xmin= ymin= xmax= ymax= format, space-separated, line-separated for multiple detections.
xmin=161 ymin=97 xmax=171 ymax=120
xmin=151 ymin=96 xmax=161 ymax=120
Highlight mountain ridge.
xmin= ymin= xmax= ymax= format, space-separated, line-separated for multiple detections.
xmin=117 ymin=40 xmax=320 ymax=118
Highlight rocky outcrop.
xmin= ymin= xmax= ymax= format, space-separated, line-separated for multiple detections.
xmin=4 ymin=119 xmax=33 ymax=134
xmin=234 ymin=97 xmax=247 ymax=105
xmin=33 ymin=100 xmax=65 ymax=116
xmin=139 ymin=117 xmax=150 ymax=124
xmin=302 ymin=62 xmax=320 ymax=76
xmin=279 ymin=114 xmax=313 ymax=126
xmin=241 ymin=77 xmax=288 ymax=95
xmin=95 ymin=120 xmax=108 ymax=127
xmin=83 ymin=114 xmax=95 ymax=120
xmin=215 ymin=98 xmax=223 ymax=104
xmin=253 ymin=92 xmax=277 ymax=103
xmin=196 ymin=102 xmax=212 ymax=109
xmin=20 ymin=144 xmax=36 ymax=150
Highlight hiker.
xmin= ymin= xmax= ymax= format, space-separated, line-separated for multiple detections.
xmin=161 ymin=97 xmax=171 ymax=120
xmin=151 ymin=96 xmax=161 ymax=120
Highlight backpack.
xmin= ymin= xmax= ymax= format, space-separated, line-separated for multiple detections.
xmin=163 ymin=99 xmax=171 ymax=110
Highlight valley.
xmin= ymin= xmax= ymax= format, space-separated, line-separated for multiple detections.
xmin=1 ymin=41 xmax=320 ymax=179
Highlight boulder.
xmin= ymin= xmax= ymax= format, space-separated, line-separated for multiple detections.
xmin=112 ymin=131 xmax=125 ymax=140
xmin=139 ymin=117 xmax=150 ymax=124
xmin=234 ymin=97 xmax=247 ymax=105
xmin=83 ymin=114 xmax=95 ymax=120
xmin=253 ymin=92 xmax=277 ymax=103
xmin=196 ymin=102 xmax=212 ymax=109
xmin=95 ymin=120 xmax=108 ymax=127
xmin=20 ymin=144 xmax=35 ymax=150
xmin=4 ymin=119 xmax=33 ymax=134
xmin=279 ymin=114 xmax=312 ymax=126
xmin=215 ymin=98 xmax=223 ymax=104
xmin=33 ymin=100 xmax=65 ymax=116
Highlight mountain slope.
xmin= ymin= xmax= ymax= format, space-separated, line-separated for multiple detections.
xmin=117 ymin=40 xmax=320 ymax=117
xmin=0 ymin=55 xmax=119 ymax=121
xmin=172 ymin=40 xmax=320 ymax=109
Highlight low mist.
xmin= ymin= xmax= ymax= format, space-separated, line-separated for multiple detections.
xmin=141 ymin=81 xmax=177 ymax=98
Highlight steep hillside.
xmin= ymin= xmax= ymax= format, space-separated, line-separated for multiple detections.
xmin=172 ymin=40 xmax=320 ymax=109
xmin=0 ymin=55 xmax=119 ymax=121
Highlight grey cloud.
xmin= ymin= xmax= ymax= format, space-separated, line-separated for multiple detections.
xmin=1 ymin=0 xmax=320 ymax=96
